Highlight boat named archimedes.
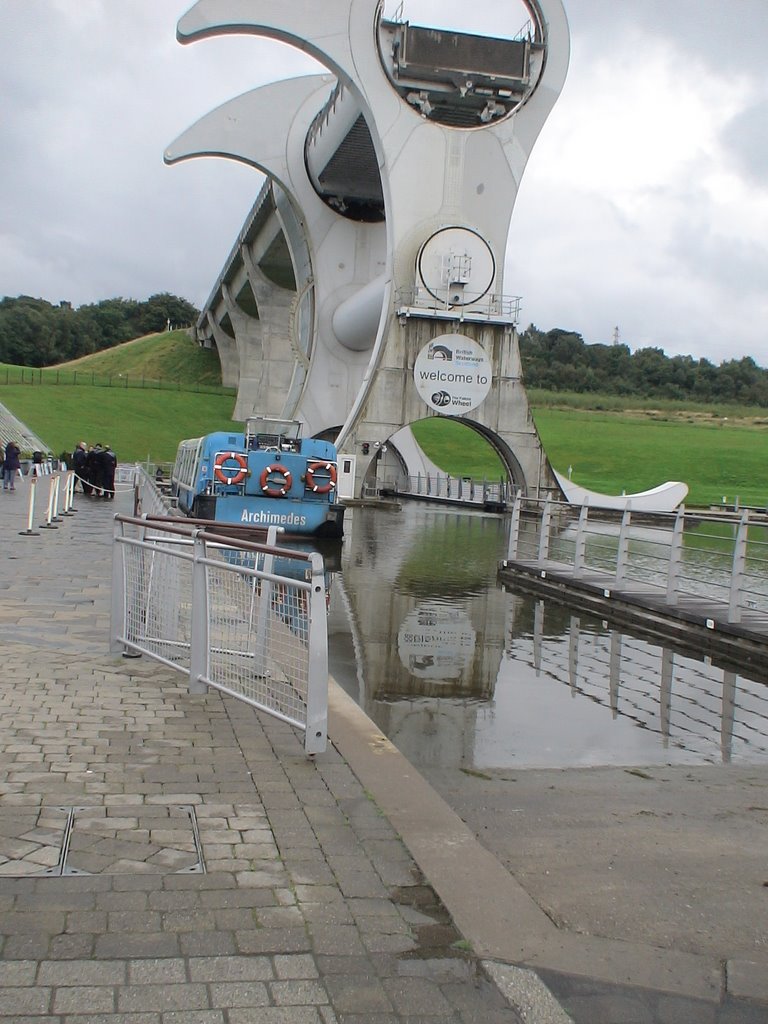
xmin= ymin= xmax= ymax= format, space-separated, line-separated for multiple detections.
xmin=170 ymin=417 xmax=345 ymax=538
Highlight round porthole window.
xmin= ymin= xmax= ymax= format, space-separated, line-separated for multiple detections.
xmin=376 ymin=0 xmax=545 ymax=128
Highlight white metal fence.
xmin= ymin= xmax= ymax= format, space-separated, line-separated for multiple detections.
xmin=131 ymin=463 xmax=176 ymax=518
xmin=384 ymin=473 xmax=512 ymax=507
xmin=111 ymin=515 xmax=329 ymax=754
xmin=505 ymin=494 xmax=768 ymax=625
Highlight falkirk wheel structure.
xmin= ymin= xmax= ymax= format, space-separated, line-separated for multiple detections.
xmin=165 ymin=0 xmax=571 ymax=500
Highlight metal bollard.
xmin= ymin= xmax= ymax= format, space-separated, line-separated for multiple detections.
xmin=51 ymin=475 xmax=64 ymax=522
xmin=39 ymin=477 xmax=59 ymax=529
xmin=60 ymin=471 xmax=76 ymax=515
xmin=19 ymin=476 xmax=41 ymax=537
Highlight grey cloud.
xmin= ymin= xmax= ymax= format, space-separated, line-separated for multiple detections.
xmin=1 ymin=0 xmax=766 ymax=365
xmin=721 ymin=100 xmax=768 ymax=185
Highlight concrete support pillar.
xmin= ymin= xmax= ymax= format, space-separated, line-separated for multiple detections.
xmin=204 ymin=312 xmax=239 ymax=389
xmin=340 ymin=315 xmax=559 ymax=499
xmin=232 ymin=251 xmax=299 ymax=421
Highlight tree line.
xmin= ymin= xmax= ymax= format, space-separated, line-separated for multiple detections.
xmin=2 ymin=295 xmax=766 ymax=406
xmin=0 ymin=294 xmax=199 ymax=367
xmin=519 ymin=326 xmax=768 ymax=406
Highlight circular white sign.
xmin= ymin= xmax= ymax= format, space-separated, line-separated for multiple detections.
xmin=413 ymin=334 xmax=492 ymax=414
xmin=417 ymin=227 xmax=495 ymax=306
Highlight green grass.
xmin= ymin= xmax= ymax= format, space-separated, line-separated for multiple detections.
xmin=411 ymin=402 xmax=768 ymax=507
xmin=410 ymin=418 xmax=505 ymax=478
xmin=525 ymin=388 xmax=768 ymax=420
xmin=530 ymin=407 xmax=768 ymax=507
xmin=2 ymin=333 xmax=767 ymax=507
xmin=0 ymin=331 xmax=240 ymax=463
xmin=0 ymin=330 xmax=231 ymax=392
xmin=1 ymin=385 xmax=241 ymax=463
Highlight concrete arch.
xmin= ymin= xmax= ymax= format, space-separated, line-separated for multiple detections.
xmin=374 ymin=416 xmax=541 ymax=499
xmin=454 ymin=418 xmax=530 ymax=495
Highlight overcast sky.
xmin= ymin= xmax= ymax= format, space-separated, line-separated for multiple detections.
xmin=1 ymin=0 xmax=766 ymax=366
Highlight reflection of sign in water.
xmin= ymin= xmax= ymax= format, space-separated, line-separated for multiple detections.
xmin=397 ymin=603 xmax=476 ymax=681
xmin=413 ymin=335 xmax=491 ymax=414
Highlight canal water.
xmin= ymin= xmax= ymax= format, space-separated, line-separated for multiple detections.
xmin=327 ymin=502 xmax=768 ymax=773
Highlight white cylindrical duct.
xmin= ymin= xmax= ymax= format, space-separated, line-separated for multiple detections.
xmin=332 ymin=273 xmax=387 ymax=351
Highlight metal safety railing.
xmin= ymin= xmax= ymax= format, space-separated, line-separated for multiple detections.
xmin=132 ymin=463 xmax=177 ymax=518
xmin=395 ymin=286 xmax=522 ymax=324
xmin=111 ymin=515 xmax=329 ymax=754
xmin=504 ymin=494 xmax=768 ymax=625
xmin=385 ymin=473 xmax=512 ymax=507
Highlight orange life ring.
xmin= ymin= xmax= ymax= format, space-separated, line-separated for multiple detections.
xmin=260 ymin=464 xmax=292 ymax=497
xmin=305 ymin=461 xmax=337 ymax=494
xmin=214 ymin=451 xmax=248 ymax=485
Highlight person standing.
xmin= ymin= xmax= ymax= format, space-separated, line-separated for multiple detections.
xmin=72 ymin=442 xmax=88 ymax=491
xmin=2 ymin=440 xmax=21 ymax=491
xmin=86 ymin=444 xmax=104 ymax=496
xmin=102 ymin=445 xmax=117 ymax=500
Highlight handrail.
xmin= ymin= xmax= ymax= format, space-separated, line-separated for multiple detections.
xmin=111 ymin=514 xmax=328 ymax=755
xmin=502 ymin=494 xmax=768 ymax=627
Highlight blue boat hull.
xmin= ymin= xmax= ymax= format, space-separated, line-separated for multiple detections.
xmin=188 ymin=492 xmax=345 ymax=538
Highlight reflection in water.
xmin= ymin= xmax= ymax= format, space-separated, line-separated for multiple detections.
xmin=329 ymin=504 xmax=768 ymax=771
xmin=398 ymin=603 xmax=476 ymax=681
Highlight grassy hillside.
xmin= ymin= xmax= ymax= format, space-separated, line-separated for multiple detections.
xmin=2 ymin=331 xmax=767 ymax=506
xmin=0 ymin=385 xmax=241 ymax=464
xmin=0 ymin=331 xmax=238 ymax=463
xmin=530 ymin=407 xmax=768 ymax=507
xmin=56 ymin=329 xmax=224 ymax=385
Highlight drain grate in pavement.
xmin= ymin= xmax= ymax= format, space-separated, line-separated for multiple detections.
xmin=0 ymin=807 xmax=70 ymax=877
xmin=0 ymin=805 xmax=205 ymax=876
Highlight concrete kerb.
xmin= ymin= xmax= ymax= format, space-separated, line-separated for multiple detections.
xmin=325 ymin=681 xmax=740 ymax=1016
xmin=327 ymin=682 xmax=574 ymax=1023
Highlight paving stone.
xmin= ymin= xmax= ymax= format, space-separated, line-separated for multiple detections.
xmin=208 ymin=981 xmax=270 ymax=1008
xmin=188 ymin=955 xmax=273 ymax=983
xmin=274 ymin=954 xmax=320 ymax=980
xmin=139 ymin=1015 xmax=213 ymax=1024
xmin=0 ymin=986 xmax=52 ymax=1015
xmin=235 ymin=928 xmax=312 ymax=955
xmin=270 ymin=979 xmax=330 ymax=1005
xmin=48 ymin=933 xmax=96 ymax=959
xmin=117 ymin=982 xmax=210 ymax=1013
xmin=324 ymin=974 xmax=393 ymax=1013
xmin=94 ymin=932 xmax=181 ymax=959
xmin=382 ymin=976 xmax=455 ymax=1015
xmin=0 ymin=958 xmax=37 ymax=984
xmin=228 ymin=1009 xmax=324 ymax=1024
xmin=309 ymin=924 xmax=368 ymax=957
xmin=37 ymin=959 xmax=126 ymax=985
xmin=127 ymin=958 xmax=188 ymax=984
xmin=52 ymin=985 xmax=117 ymax=1014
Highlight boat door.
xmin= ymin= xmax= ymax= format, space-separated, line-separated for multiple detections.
xmin=335 ymin=454 xmax=356 ymax=500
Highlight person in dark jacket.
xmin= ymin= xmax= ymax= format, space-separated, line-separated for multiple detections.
xmin=102 ymin=446 xmax=117 ymax=499
xmin=85 ymin=445 xmax=104 ymax=496
xmin=72 ymin=442 xmax=89 ymax=492
xmin=2 ymin=441 xmax=21 ymax=491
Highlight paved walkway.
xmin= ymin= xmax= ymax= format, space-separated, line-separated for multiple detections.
xmin=1 ymin=479 xmax=767 ymax=1024
xmin=0 ymin=482 xmax=560 ymax=1024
